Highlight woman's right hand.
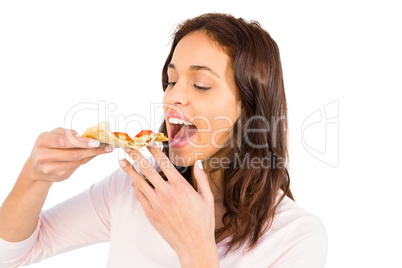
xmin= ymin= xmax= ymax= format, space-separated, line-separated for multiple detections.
xmin=26 ymin=127 xmax=114 ymax=185
xmin=0 ymin=127 xmax=113 ymax=243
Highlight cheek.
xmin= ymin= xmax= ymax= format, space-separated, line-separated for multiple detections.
xmin=211 ymin=120 xmax=233 ymax=146
xmin=195 ymin=115 xmax=235 ymax=148
xmin=211 ymin=102 xmax=238 ymax=129
xmin=162 ymin=91 xmax=170 ymax=134
xmin=210 ymin=104 xmax=239 ymax=145
xmin=163 ymin=91 xmax=169 ymax=110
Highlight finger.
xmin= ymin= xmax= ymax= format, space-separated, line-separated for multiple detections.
xmin=52 ymin=128 xmax=93 ymax=148
xmin=39 ymin=155 xmax=97 ymax=176
xmin=146 ymin=143 xmax=183 ymax=185
xmin=51 ymin=128 xmax=78 ymax=136
xmin=38 ymin=131 xmax=100 ymax=149
xmin=123 ymin=147 xmax=167 ymax=190
xmin=132 ymin=184 xmax=153 ymax=212
xmin=193 ymin=160 xmax=214 ymax=203
xmin=39 ymin=145 xmax=114 ymax=162
xmin=118 ymin=158 xmax=157 ymax=202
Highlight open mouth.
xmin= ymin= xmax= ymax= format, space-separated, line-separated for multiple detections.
xmin=168 ymin=116 xmax=198 ymax=146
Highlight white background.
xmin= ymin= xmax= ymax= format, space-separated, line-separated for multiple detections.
xmin=0 ymin=1 xmax=401 ymax=267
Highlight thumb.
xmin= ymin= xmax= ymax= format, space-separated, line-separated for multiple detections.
xmin=194 ymin=160 xmax=213 ymax=201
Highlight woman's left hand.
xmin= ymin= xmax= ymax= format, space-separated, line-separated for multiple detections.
xmin=119 ymin=143 xmax=219 ymax=268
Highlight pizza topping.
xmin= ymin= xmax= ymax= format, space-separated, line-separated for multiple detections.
xmin=135 ymin=130 xmax=154 ymax=138
xmin=113 ymin=132 xmax=134 ymax=142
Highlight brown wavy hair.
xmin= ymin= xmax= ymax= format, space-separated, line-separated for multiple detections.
xmin=159 ymin=13 xmax=294 ymax=253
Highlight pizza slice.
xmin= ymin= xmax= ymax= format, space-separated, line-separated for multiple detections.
xmin=81 ymin=121 xmax=168 ymax=149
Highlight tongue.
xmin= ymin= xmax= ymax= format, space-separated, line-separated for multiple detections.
xmin=174 ymin=125 xmax=197 ymax=140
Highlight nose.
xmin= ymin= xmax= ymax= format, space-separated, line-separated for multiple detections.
xmin=166 ymin=83 xmax=189 ymax=106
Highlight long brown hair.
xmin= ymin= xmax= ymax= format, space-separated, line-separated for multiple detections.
xmin=159 ymin=13 xmax=294 ymax=253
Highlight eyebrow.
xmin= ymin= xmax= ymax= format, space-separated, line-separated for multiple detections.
xmin=168 ymin=63 xmax=221 ymax=79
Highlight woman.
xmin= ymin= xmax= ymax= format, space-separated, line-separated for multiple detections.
xmin=0 ymin=13 xmax=327 ymax=267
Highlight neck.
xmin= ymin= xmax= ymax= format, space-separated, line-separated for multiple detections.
xmin=189 ymin=149 xmax=229 ymax=202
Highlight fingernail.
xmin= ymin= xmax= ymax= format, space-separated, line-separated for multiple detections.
xmin=105 ymin=145 xmax=115 ymax=153
xmin=123 ymin=147 xmax=131 ymax=153
xmin=196 ymin=160 xmax=203 ymax=170
xmin=89 ymin=140 xmax=100 ymax=148
xmin=119 ymin=158 xmax=127 ymax=168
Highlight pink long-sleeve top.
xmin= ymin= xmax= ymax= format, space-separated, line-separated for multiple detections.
xmin=0 ymin=158 xmax=328 ymax=267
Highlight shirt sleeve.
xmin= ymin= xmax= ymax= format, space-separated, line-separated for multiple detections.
xmin=0 ymin=170 xmax=116 ymax=268
xmin=269 ymin=215 xmax=328 ymax=268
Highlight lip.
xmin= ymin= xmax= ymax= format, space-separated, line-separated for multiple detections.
xmin=166 ymin=110 xmax=197 ymax=149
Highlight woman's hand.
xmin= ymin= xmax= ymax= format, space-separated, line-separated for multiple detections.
xmin=119 ymin=143 xmax=219 ymax=268
xmin=27 ymin=127 xmax=114 ymax=185
xmin=0 ymin=127 xmax=114 ymax=243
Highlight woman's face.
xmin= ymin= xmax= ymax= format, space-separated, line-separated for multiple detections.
xmin=163 ymin=31 xmax=240 ymax=167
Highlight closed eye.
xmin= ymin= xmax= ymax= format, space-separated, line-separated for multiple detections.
xmin=166 ymin=82 xmax=176 ymax=87
xmin=193 ymin=84 xmax=211 ymax=91
xmin=165 ymin=81 xmax=211 ymax=91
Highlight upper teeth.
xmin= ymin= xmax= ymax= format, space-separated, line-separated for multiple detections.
xmin=168 ymin=117 xmax=193 ymax=125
